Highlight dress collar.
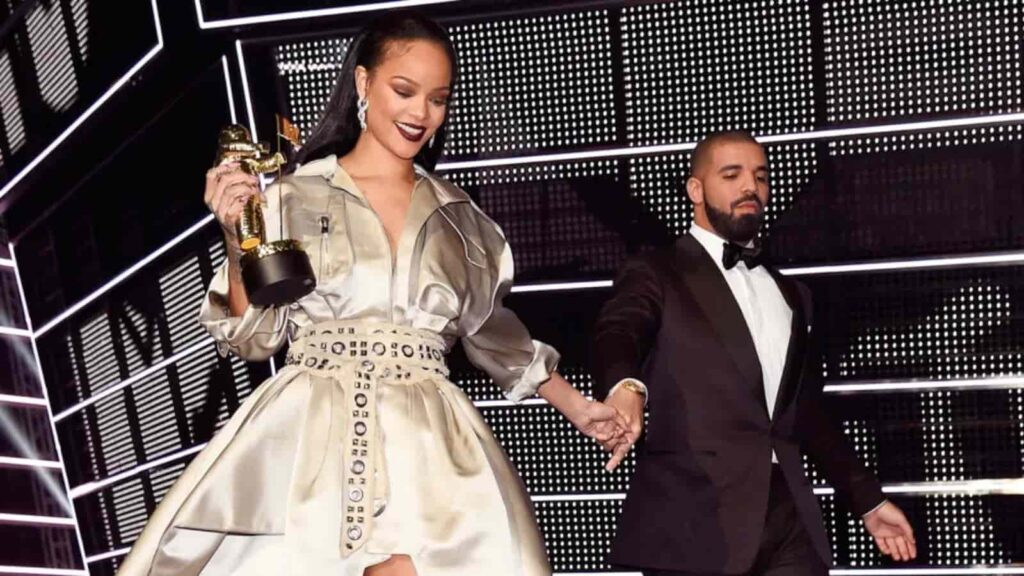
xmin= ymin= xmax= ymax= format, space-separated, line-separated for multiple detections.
xmin=293 ymin=154 xmax=472 ymax=207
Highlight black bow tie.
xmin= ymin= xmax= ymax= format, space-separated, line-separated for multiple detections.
xmin=722 ymin=242 xmax=763 ymax=270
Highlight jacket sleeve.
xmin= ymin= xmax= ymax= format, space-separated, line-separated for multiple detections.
xmin=590 ymin=255 xmax=664 ymax=401
xmin=796 ymin=283 xmax=885 ymax=516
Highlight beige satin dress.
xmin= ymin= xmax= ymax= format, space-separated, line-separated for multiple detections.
xmin=115 ymin=156 xmax=559 ymax=576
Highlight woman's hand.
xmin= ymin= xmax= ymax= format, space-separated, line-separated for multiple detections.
xmin=204 ymin=162 xmax=260 ymax=315
xmin=567 ymin=399 xmax=627 ymax=443
xmin=537 ymin=372 xmax=636 ymax=471
xmin=203 ymin=162 xmax=261 ymax=250
xmin=567 ymin=400 xmax=636 ymax=471
xmin=597 ymin=386 xmax=645 ymax=471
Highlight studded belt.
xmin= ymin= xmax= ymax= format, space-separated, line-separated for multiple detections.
xmin=283 ymin=320 xmax=448 ymax=558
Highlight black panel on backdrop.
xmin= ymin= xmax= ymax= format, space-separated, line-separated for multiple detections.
xmin=0 ymin=0 xmax=158 ymax=188
xmin=15 ymin=60 xmax=234 ymax=329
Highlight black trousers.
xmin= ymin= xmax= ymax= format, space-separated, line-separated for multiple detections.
xmin=643 ymin=466 xmax=828 ymax=576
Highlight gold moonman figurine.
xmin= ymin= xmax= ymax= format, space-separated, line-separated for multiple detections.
xmin=214 ymin=124 xmax=315 ymax=306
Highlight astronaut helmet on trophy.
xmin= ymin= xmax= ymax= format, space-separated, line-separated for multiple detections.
xmin=213 ymin=122 xmax=315 ymax=306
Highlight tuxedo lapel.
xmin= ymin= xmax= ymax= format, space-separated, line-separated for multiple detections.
xmin=766 ymin=267 xmax=807 ymax=416
xmin=672 ymin=236 xmax=764 ymax=393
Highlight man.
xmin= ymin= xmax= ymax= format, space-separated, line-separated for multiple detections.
xmin=592 ymin=131 xmax=916 ymax=576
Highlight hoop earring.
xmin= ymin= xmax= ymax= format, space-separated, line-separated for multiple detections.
xmin=357 ymin=98 xmax=368 ymax=131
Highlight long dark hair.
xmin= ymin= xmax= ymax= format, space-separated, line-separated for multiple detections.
xmin=289 ymin=10 xmax=457 ymax=172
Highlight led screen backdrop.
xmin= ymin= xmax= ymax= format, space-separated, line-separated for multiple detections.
xmin=7 ymin=1 xmax=1023 ymax=574
xmin=0 ymin=0 xmax=160 ymax=195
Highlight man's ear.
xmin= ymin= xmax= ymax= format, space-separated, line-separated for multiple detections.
xmin=686 ymin=176 xmax=704 ymax=206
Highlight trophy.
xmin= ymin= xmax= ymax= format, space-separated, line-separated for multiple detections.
xmin=214 ymin=123 xmax=315 ymax=306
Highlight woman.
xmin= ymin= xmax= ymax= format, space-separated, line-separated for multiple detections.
xmin=116 ymin=11 xmax=632 ymax=576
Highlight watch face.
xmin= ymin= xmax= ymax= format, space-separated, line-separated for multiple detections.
xmin=624 ymin=380 xmax=646 ymax=394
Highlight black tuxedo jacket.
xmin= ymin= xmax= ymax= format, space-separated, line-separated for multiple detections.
xmin=591 ymin=235 xmax=884 ymax=574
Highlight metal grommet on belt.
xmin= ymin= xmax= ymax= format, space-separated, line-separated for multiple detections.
xmin=281 ymin=320 xmax=452 ymax=558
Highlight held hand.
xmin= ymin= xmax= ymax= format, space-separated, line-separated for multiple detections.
xmin=568 ymin=400 xmax=632 ymax=470
xmin=864 ymin=501 xmax=916 ymax=561
xmin=599 ymin=387 xmax=645 ymax=471
xmin=204 ymin=162 xmax=262 ymax=245
xmin=606 ymin=387 xmax=644 ymax=442
xmin=538 ymin=373 xmax=635 ymax=472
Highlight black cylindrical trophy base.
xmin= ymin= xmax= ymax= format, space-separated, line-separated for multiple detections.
xmin=240 ymin=240 xmax=316 ymax=307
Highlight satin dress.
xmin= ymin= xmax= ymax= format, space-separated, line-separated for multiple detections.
xmin=115 ymin=156 xmax=559 ymax=576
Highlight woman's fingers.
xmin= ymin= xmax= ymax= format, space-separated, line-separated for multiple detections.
xmin=614 ymin=411 xmax=630 ymax=432
xmin=217 ymin=171 xmax=258 ymax=200
xmin=592 ymin=420 xmax=626 ymax=443
xmin=204 ymin=162 xmax=240 ymax=207
xmin=210 ymin=169 xmax=256 ymax=212
xmin=215 ymin=178 xmax=258 ymax=227
xmin=223 ymin=190 xmax=259 ymax=230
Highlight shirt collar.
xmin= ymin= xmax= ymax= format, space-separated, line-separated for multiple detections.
xmin=689 ymin=223 xmax=730 ymax=273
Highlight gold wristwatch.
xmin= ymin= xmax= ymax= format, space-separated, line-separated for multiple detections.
xmin=616 ymin=378 xmax=648 ymax=401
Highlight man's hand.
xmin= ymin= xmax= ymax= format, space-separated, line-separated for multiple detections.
xmin=565 ymin=399 xmax=634 ymax=471
xmin=599 ymin=385 xmax=645 ymax=470
xmin=864 ymin=501 xmax=916 ymax=561
xmin=538 ymin=372 xmax=635 ymax=471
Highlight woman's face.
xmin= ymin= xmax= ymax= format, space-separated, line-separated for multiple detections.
xmin=357 ymin=39 xmax=452 ymax=161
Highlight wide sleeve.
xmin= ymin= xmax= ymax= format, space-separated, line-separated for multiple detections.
xmin=198 ymin=177 xmax=300 ymax=361
xmin=198 ymin=258 xmax=291 ymax=362
xmin=461 ymin=239 xmax=560 ymax=403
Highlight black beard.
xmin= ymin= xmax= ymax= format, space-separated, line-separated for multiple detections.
xmin=705 ymin=199 xmax=763 ymax=244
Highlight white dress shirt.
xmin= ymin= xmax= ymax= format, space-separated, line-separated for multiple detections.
xmin=610 ymin=226 xmax=890 ymax=514
xmin=690 ymin=224 xmax=793 ymax=463
xmin=689 ymin=224 xmax=793 ymax=419
xmin=609 ymin=226 xmax=792 ymax=457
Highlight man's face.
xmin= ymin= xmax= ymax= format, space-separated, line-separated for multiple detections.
xmin=692 ymin=141 xmax=769 ymax=244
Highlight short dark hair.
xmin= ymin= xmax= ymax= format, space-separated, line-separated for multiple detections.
xmin=689 ymin=130 xmax=761 ymax=177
